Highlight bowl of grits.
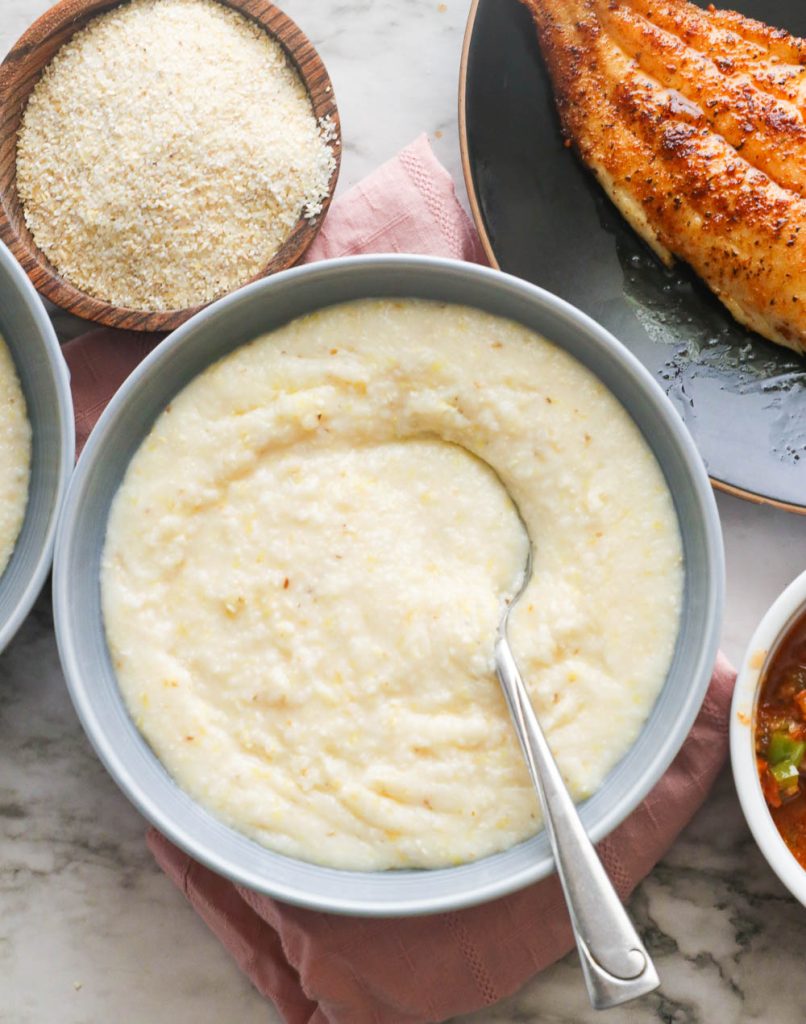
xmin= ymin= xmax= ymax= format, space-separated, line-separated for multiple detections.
xmin=0 ymin=240 xmax=74 ymax=655
xmin=53 ymin=255 xmax=723 ymax=915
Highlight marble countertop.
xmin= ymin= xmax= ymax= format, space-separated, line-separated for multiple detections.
xmin=3 ymin=2 xmax=806 ymax=1022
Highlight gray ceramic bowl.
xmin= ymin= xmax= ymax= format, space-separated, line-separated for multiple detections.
xmin=0 ymin=241 xmax=73 ymax=655
xmin=53 ymin=256 xmax=724 ymax=916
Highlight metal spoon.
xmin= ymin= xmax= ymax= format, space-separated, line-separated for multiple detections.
xmin=495 ymin=506 xmax=660 ymax=1010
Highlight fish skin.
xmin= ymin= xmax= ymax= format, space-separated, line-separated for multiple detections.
xmin=520 ymin=0 xmax=806 ymax=355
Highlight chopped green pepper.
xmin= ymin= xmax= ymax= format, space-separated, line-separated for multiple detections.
xmin=767 ymin=732 xmax=806 ymax=767
xmin=771 ymin=760 xmax=801 ymax=786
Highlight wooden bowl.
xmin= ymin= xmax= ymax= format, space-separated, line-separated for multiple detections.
xmin=0 ymin=0 xmax=341 ymax=332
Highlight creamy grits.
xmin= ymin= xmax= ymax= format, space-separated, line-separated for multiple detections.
xmin=0 ymin=335 xmax=31 ymax=578
xmin=102 ymin=300 xmax=683 ymax=870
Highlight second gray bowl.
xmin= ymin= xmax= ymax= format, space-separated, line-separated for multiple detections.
xmin=53 ymin=255 xmax=724 ymax=916
xmin=0 ymin=241 xmax=73 ymax=655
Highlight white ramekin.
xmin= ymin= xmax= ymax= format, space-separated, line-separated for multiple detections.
xmin=731 ymin=569 xmax=806 ymax=907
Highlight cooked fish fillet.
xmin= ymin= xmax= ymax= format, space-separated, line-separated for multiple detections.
xmin=520 ymin=0 xmax=806 ymax=354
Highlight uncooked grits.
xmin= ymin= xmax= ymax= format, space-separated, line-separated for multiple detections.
xmin=101 ymin=299 xmax=684 ymax=871
xmin=16 ymin=0 xmax=336 ymax=312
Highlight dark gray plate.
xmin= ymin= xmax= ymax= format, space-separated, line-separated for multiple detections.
xmin=460 ymin=0 xmax=806 ymax=513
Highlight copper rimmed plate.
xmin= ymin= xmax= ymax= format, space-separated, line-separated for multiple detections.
xmin=459 ymin=0 xmax=806 ymax=514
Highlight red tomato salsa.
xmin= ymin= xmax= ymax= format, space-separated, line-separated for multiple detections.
xmin=755 ymin=609 xmax=806 ymax=870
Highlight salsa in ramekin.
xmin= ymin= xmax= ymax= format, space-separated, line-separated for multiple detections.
xmin=756 ymin=609 xmax=806 ymax=869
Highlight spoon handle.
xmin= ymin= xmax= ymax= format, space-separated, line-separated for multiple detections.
xmin=494 ymin=634 xmax=660 ymax=1010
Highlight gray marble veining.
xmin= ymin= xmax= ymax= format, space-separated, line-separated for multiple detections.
xmin=2 ymin=1 xmax=806 ymax=1022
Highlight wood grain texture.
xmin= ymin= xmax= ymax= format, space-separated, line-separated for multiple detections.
xmin=0 ymin=0 xmax=341 ymax=332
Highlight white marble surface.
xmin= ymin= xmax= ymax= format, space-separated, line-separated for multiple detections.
xmin=2 ymin=1 xmax=806 ymax=1022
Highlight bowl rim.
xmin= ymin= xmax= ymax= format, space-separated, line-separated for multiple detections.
xmin=53 ymin=254 xmax=724 ymax=915
xmin=0 ymin=0 xmax=341 ymax=333
xmin=730 ymin=569 xmax=806 ymax=907
xmin=0 ymin=241 xmax=74 ymax=654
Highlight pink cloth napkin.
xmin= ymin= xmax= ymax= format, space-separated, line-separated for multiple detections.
xmin=63 ymin=134 xmax=736 ymax=1024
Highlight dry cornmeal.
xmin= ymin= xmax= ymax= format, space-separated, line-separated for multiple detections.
xmin=16 ymin=0 xmax=336 ymax=312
